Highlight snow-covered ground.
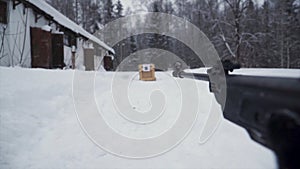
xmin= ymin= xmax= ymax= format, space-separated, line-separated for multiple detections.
xmin=0 ymin=66 xmax=289 ymax=168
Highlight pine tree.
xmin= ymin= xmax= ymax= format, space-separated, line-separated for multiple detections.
xmin=115 ymin=0 xmax=124 ymax=19
xmin=102 ymin=0 xmax=114 ymax=24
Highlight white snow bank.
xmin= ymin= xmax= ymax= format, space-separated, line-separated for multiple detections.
xmin=0 ymin=67 xmax=277 ymax=168
xmin=41 ymin=25 xmax=52 ymax=32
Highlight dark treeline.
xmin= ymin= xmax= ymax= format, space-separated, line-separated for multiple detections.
xmin=47 ymin=0 xmax=124 ymax=33
xmin=144 ymin=0 xmax=300 ymax=68
xmin=113 ymin=34 xmax=202 ymax=70
xmin=48 ymin=0 xmax=300 ymax=69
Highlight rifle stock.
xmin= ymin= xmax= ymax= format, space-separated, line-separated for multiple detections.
xmin=173 ymin=62 xmax=300 ymax=169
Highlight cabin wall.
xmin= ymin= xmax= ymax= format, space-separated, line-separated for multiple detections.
xmin=0 ymin=1 xmax=88 ymax=69
xmin=0 ymin=1 xmax=110 ymax=71
xmin=93 ymin=41 xmax=107 ymax=71
xmin=0 ymin=1 xmax=58 ymax=67
xmin=75 ymin=39 xmax=85 ymax=70
xmin=64 ymin=37 xmax=86 ymax=69
xmin=62 ymin=40 xmax=85 ymax=70
xmin=64 ymin=46 xmax=72 ymax=68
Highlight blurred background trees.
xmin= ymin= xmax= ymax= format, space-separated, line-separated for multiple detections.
xmin=47 ymin=0 xmax=300 ymax=69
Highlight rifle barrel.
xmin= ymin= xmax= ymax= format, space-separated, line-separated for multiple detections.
xmin=179 ymin=72 xmax=210 ymax=81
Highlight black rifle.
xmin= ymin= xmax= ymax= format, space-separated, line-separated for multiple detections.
xmin=172 ymin=60 xmax=300 ymax=169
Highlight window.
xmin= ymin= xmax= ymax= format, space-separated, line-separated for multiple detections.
xmin=0 ymin=1 xmax=7 ymax=24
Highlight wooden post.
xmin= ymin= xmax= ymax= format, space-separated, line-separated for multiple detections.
xmin=71 ymin=45 xmax=76 ymax=69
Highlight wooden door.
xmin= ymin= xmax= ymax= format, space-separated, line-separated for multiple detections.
xmin=104 ymin=56 xmax=113 ymax=71
xmin=84 ymin=48 xmax=95 ymax=71
xmin=30 ymin=27 xmax=52 ymax=68
xmin=51 ymin=33 xmax=64 ymax=68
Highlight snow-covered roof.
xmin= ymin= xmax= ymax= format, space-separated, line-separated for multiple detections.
xmin=24 ymin=0 xmax=115 ymax=54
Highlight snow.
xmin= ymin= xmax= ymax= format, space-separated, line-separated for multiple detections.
xmin=24 ymin=0 xmax=115 ymax=54
xmin=53 ymin=30 xmax=64 ymax=34
xmin=41 ymin=25 xmax=52 ymax=32
xmin=0 ymin=67 xmax=279 ymax=168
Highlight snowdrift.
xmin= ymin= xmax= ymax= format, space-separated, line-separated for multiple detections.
xmin=0 ymin=67 xmax=281 ymax=168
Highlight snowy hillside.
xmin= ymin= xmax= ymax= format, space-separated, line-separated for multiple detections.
xmin=0 ymin=67 xmax=280 ymax=168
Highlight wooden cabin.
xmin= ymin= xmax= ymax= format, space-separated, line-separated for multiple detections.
xmin=0 ymin=0 xmax=114 ymax=70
